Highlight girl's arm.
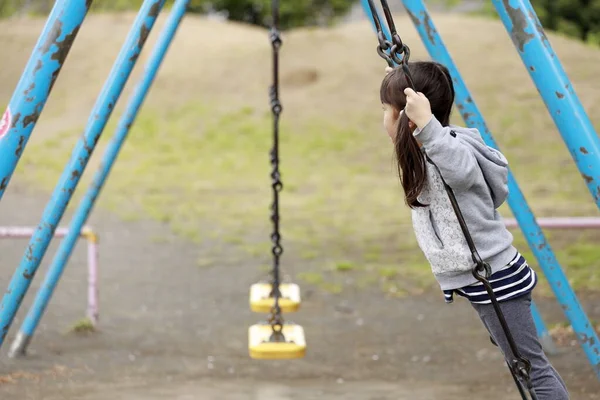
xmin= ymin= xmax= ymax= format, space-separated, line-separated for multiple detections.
xmin=413 ymin=116 xmax=479 ymax=191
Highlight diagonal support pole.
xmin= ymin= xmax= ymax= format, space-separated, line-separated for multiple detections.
xmin=492 ymin=0 xmax=600 ymax=379
xmin=493 ymin=0 xmax=600 ymax=207
xmin=0 ymin=0 xmax=92 ymax=202
xmin=0 ymin=0 xmax=167 ymax=350
xmin=8 ymin=0 xmax=191 ymax=358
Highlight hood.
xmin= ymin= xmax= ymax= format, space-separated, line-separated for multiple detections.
xmin=449 ymin=125 xmax=509 ymax=208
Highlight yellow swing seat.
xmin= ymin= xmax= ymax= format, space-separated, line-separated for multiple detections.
xmin=248 ymin=323 xmax=306 ymax=360
xmin=249 ymin=282 xmax=301 ymax=313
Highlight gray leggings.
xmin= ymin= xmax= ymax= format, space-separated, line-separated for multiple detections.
xmin=471 ymin=293 xmax=569 ymax=399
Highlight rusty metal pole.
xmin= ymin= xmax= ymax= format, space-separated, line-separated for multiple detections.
xmin=493 ymin=0 xmax=600 ymax=379
xmin=0 ymin=0 xmax=167 ymax=350
xmin=8 ymin=0 xmax=189 ymax=358
xmin=494 ymin=0 xmax=600 ymax=207
xmin=0 ymin=0 xmax=92 ymax=202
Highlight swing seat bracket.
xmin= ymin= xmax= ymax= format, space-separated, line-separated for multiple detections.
xmin=248 ymin=322 xmax=306 ymax=360
xmin=249 ymin=282 xmax=301 ymax=313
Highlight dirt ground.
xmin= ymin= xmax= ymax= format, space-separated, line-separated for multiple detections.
xmin=0 ymin=183 xmax=597 ymax=399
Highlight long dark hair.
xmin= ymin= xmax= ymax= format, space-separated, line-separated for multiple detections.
xmin=380 ymin=61 xmax=455 ymax=208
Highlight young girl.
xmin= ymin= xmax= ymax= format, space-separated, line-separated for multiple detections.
xmin=381 ymin=62 xmax=569 ymax=399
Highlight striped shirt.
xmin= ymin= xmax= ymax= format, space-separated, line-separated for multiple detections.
xmin=443 ymin=252 xmax=537 ymax=305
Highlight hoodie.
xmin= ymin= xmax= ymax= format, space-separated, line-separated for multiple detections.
xmin=410 ymin=116 xmax=517 ymax=291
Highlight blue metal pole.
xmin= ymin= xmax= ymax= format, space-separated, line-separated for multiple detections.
xmin=0 ymin=0 xmax=91 ymax=202
xmin=402 ymin=0 xmax=600 ymax=378
xmin=493 ymin=0 xmax=600 ymax=208
xmin=396 ymin=0 xmax=558 ymax=356
xmin=360 ymin=0 xmax=393 ymax=41
xmin=530 ymin=300 xmax=558 ymax=355
xmin=0 ymin=0 xmax=167 ymax=349
xmin=8 ymin=0 xmax=190 ymax=358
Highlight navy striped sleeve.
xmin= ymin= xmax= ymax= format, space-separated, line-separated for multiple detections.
xmin=443 ymin=253 xmax=537 ymax=305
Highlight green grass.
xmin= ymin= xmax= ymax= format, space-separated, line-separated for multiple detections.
xmin=297 ymin=271 xmax=325 ymax=285
xmin=14 ymin=98 xmax=600 ymax=298
xmin=67 ymin=318 xmax=96 ymax=335
xmin=8 ymin=14 xmax=600 ymax=298
xmin=333 ymin=261 xmax=356 ymax=272
xmin=508 ymin=229 xmax=600 ymax=296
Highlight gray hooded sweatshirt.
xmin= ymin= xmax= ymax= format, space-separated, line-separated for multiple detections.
xmin=411 ymin=116 xmax=517 ymax=291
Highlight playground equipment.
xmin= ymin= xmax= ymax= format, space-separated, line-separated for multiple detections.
xmin=0 ymin=226 xmax=99 ymax=328
xmin=503 ymin=217 xmax=600 ymax=230
xmin=0 ymin=0 xmax=596 ymax=388
xmin=0 ymin=0 xmax=91 ymax=202
xmin=0 ymin=0 xmax=169 ymax=353
xmin=6 ymin=0 xmax=186 ymax=357
xmin=248 ymin=323 xmax=306 ymax=360
xmin=247 ymin=0 xmax=306 ymax=360
xmin=249 ymin=283 xmax=301 ymax=313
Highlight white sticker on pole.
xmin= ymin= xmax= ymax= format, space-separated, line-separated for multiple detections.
xmin=0 ymin=106 xmax=11 ymax=140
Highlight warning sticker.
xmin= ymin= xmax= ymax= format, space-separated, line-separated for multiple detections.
xmin=0 ymin=107 xmax=11 ymax=140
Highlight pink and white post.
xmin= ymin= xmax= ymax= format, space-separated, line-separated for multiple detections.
xmin=0 ymin=226 xmax=99 ymax=326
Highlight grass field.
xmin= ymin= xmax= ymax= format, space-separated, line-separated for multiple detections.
xmin=2 ymin=11 xmax=600 ymax=298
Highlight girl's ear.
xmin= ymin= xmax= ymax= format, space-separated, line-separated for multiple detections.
xmin=408 ymin=120 xmax=416 ymax=130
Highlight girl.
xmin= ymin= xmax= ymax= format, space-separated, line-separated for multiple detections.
xmin=381 ymin=62 xmax=569 ymax=399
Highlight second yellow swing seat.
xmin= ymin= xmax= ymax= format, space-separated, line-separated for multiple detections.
xmin=249 ymin=282 xmax=301 ymax=313
xmin=248 ymin=323 xmax=306 ymax=360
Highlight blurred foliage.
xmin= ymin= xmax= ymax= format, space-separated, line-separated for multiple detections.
xmin=0 ymin=0 xmax=356 ymax=29
xmin=473 ymin=0 xmax=600 ymax=45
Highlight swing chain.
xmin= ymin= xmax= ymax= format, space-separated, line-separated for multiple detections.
xmin=388 ymin=34 xmax=409 ymax=66
xmin=376 ymin=34 xmax=410 ymax=68
xmin=442 ymin=168 xmax=535 ymax=397
xmin=474 ymin=268 xmax=536 ymax=398
xmin=268 ymin=303 xmax=286 ymax=342
xmin=375 ymin=31 xmax=392 ymax=66
xmin=368 ymin=0 xmax=413 ymax=80
xmin=440 ymin=167 xmax=537 ymax=399
xmin=268 ymin=0 xmax=284 ymax=335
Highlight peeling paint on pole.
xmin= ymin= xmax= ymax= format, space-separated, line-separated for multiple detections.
xmin=494 ymin=0 xmax=600 ymax=208
xmin=0 ymin=0 xmax=167 ymax=350
xmin=0 ymin=0 xmax=92 ymax=201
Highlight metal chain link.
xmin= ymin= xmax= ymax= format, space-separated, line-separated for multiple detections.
xmin=267 ymin=0 xmax=285 ymax=341
xmin=366 ymin=0 xmax=411 ymax=67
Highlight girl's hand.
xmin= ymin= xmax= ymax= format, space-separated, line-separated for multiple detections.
xmin=385 ymin=66 xmax=393 ymax=75
xmin=403 ymin=88 xmax=433 ymax=129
